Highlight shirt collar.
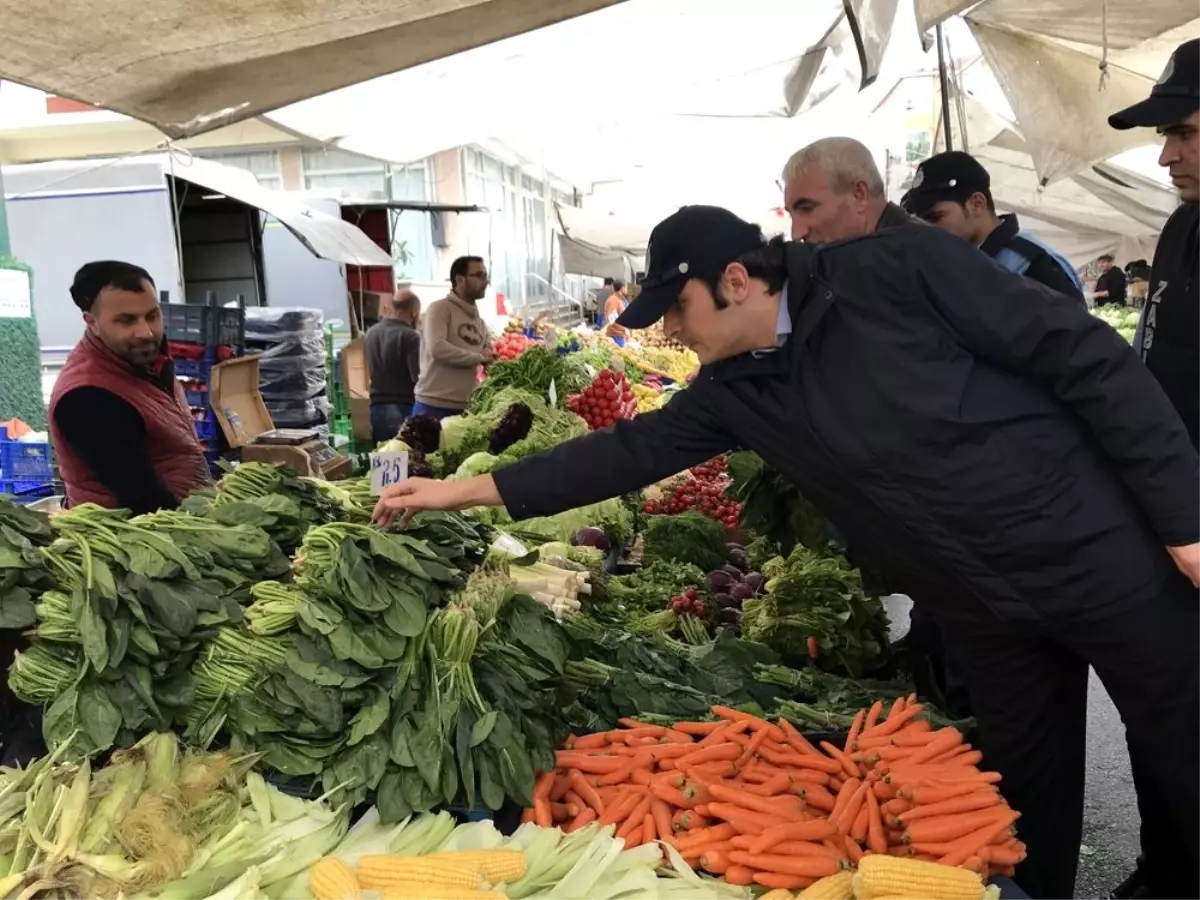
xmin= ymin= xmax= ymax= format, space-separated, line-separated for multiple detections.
xmin=751 ymin=285 xmax=793 ymax=358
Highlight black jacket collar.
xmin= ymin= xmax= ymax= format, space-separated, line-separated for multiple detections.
xmin=979 ymin=213 xmax=1021 ymax=259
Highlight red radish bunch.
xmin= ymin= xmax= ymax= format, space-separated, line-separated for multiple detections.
xmin=669 ymin=587 xmax=707 ymax=619
xmin=567 ymin=369 xmax=637 ymax=430
xmin=492 ymin=333 xmax=537 ymax=361
xmin=642 ymin=456 xmax=741 ymax=528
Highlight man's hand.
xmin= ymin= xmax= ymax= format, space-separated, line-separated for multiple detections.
xmin=479 ymin=344 xmax=496 ymax=364
xmin=1167 ymin=543 xmax=1200 ymax=588
xmin=372 ymin=475 xmax=500 ymax=528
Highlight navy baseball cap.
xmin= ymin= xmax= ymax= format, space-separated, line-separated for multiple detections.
xmin=618 ymin=206 xmax=765 ymax=329
xmin=901 ymin=151 xmax=991 ymax=218
xmin=1109 ymin=38 xmax=1199 ymax=130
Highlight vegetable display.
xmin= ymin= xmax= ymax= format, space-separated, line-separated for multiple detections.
xmin=743 ymin=546 xmax=890 ymax=678
xmin=1091 ymin=305 xmax=1140 ymax=344
xmin=566 ymin=369 xmax=638 ymax=431
xmin=0 ymin=731 xmax=347 ymax=900
xmin=643 ymin=457 xmax=742 ymax=528
xmin=532 ymin=700 xmax=1021 ymax=894
xmin=643 ymin=512 xmax=729 ymax=574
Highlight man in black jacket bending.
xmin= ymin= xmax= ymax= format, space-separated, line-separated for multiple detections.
xmin=1111 ymin=37 xmax=1199 ymax=451
xmin=375 ymin=205 xmax=1199 ymax=900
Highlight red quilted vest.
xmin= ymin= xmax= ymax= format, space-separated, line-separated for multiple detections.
xmin=49 ymin=331 xmax=209 ymax=508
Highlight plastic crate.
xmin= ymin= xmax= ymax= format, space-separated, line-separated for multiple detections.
xmin=0 ymin=482 xmax=54 ymax=501
xmin=162 ymin=298 xmax=246 ymax=348
xmin=174 ymin=346 xmax=217 ymax=381
xmin=0 ymin=426 xmax=53 ymax=491
xmin=192 ymin=408 xmax=221 ymax=445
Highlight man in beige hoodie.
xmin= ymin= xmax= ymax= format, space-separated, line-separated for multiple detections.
xmin=413 ymin=256 xmax=495 ymax=419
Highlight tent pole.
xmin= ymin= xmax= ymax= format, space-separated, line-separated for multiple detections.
xmin=936 ymin=24 xmax=954 ymax=152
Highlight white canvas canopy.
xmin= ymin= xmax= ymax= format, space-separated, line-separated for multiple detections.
xmin=0 ymin=0 xmax=624 ymax=137
xmin=919 ymin=0 xmax=1198 ymax=184
xmin=896 ymin=95 xmax=1179 ymax=266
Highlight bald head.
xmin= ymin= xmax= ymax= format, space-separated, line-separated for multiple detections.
xmin=391 ymin=288 xmax=420 ymax=324
xmin=781 ymin=137 xmax=888 ymax=243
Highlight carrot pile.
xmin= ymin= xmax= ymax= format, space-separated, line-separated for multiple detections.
xmin=523 ymin=697 xmax=1026 ymax=893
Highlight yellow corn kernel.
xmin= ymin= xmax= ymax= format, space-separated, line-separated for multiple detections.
xmin=426 ymin=850 xmax=527 ymax=883
xmin=799 ymin=869 xmax=854 ymax=900
xmin=378 ymin=884 xmax=505 ymax=900
xmin=759 ymin=891 xmax=794 ymax=900
xmin=853 ymin=854 xmax=985 ymax=900
xmin=309 ymin=856 xmax=361 ymax=900
xmin=356 ymin=854 xmax=484 ymax=891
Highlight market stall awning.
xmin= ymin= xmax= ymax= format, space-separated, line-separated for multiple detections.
xmin=916 ymin=0 xmax=1199 ymax=184
xmin=164 ymin=156 xmax=394 ymax=267
xmin=0 ymin=0 xmax=625 ymax=138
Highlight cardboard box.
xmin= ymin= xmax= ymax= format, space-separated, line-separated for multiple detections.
xmin=210 ymin=355 xmax=353 ymax=479
xmin=340 ymin=338 xmax=373 ymax=442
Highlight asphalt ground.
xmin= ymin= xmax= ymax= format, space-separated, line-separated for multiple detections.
xmin=880 ymin=595 xmax=1138 ymax=899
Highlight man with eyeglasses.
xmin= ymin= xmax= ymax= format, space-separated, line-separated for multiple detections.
xmin=413 ymin=256 xmax=495 ymax=420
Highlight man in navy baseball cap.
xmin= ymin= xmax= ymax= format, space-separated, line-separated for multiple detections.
xmin=616 ymin=205 xmax=766 ymax=331
xmin=1108 ymin=38 xmax=1199 ymax=135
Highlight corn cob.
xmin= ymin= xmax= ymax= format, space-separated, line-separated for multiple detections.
xmin=759 ymin=891 xmax=795 ymax=900
xmin=356 ymin=854 xmax=484 ymax=891
xmin=310 ymin=856 xmax=361 ymax=900
xmin=799 ymin=869 xmax=854 ymax=899
xmin=853 ymin=854 xmax=985 ymax=900
xmin=426 ymin=850 xmax=527 ymax=883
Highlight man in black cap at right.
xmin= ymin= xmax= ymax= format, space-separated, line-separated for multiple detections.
xmin=1103 ymin=36 xmax=1199 ymax=900
xmin=1110 ymin=37 xmax=1198 ymax=451
xmin=902 ymin=150 xmax=1085 ymax=304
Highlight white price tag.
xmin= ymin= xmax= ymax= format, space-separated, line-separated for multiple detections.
xmin=368 ymin=450 xmax=409 ymax=497
xmin=0 ymin=269 xmax=32 ymax=319
xmin=548 ymin=378 xmax=557 ymax=408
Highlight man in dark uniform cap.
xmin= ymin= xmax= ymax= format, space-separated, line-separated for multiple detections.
xmin=902 ymin=150 xmax=1085 ymax=304
xmin=1111 ymin=37 xmax=1199 ymax=452
xmin=374 ymin=203 xmax=1200 ymax=900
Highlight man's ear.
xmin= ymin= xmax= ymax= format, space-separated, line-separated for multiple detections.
xmin=722 ymin=262 xmax=753 ymax=303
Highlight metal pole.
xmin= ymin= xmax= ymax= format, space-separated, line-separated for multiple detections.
xmin=0 ymin=164 xmax=11 ymax=257
xmin=936 ymin=24 xmax=955 ymax=153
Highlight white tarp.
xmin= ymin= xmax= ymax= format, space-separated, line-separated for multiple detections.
xmin=162 ymin=156 xmax=394 ymax=267
xmin=261 ymin=0 xmax=904 ymax=171
xmin=916 ymin=0 xmax=1198 ymax=184
xmin=0 ymin=0 xmax=624 ymax=137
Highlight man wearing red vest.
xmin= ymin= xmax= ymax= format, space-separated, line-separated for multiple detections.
xmin=49 ymin=261 xmax=210 ymax=512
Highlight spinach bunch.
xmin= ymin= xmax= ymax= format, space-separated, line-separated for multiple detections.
xmin=0 ymin=496 xmax=54 ymax=631
xmin=18 ymin=504 xmax=289 ymax=756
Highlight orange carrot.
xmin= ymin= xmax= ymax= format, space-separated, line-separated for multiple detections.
xmin=980 ymin=843 xmax=1025 ymax=866
xmin=844 ymin=709 xmax=866 ymax=754
xmin=521 ymin=807 xmax=535 ymax=824
xmin=651 ymin=799 xmax=673 ymax=843
xmin=749 ymin=819 xmax=838 ymax=854
xmin=723 ymin=865 xmax=756 ymax=886
xmin=935 ymin=812 xmax=1021 ymax=866
xmin=698 ymin=721 xmax=747 ymax=746
xmin=835 ymin=781 xmax=870 ymax=835
xmin=712 ymin=706 xmax=785 ymax=741
xmin=674 ymin=823 xmax=737 ymax=851
xmin=862 ymin=699 xmax=885 ymax=731
xmin=797 ymin=783 xmax=836 ymax=813
xmin=534 ymin=771 xmax=555 ymax=800
xmin=622 ymin=793 xmax=653 ymax=833
xmin=533 ymin=796 xmax=552 ymax=827
xmin=641 ymin=813 xmax=657 ymax=846
xmin=771 ymin=841 xmax=846 ymax=862
xmin=673 ymin=809 xmax=711 ymax=832
xmin=865 ymin=703 xmax=924 ymax=737
xmin=660 ymin=729 xmax=694 ymax=745
xmin=873 ymin=780 xmax=897 ymax=801
xmin=570 ymin=732 xmax=611 ymax=751
xmin=676 ymin=743 xmax=743 ymax=768
xmin=829 ymin=776 xmax=862 ymax=823
xmin=883 ymin=797 xmax=911 ymax=816
xmin=866 ymin=787 xmax=887 ymax=854
xmin=709 ymin=783 xmax=804 ymax=820
xmin=727 ymin=851 xmax=840 ymax=879
xmin=850 ymin=805 xmax=869 ymax=842
xmin=746 ymin=772 xmax=792 ymax=797
xmin=597 ymin=791 xmax=641 ymax=826
xmin=906 ymin=808 xmax=1020 ymax=845
xmin=630 ymin=768 xmax=653 ymax=787
xmin=707 ymin=801 xmax=786 ymax=830
xmin=739 ymin=726 xmax=772 ymax=767
xmin=565 ymin=807 xmax=597 ymax=832
xmin=555 ymin=752 xmax=624 ymax=774
xmin=649 ymin=778 xmax=692 ymax=809
xmin=905 ymin=728 xmax=963 ymax=765
xmin=885 ymin=697 xmax=906 ymax=721
xmin=597 ymin=760 xmax=636 ymax=787
xmin=760 ymin=744 xmax=843 ymax=775
xmin=673 ymin=721 xmax=724 ymax=736
xmin=899 ymin=790 xmax=1003 ymax=823
xmin=753 ymin=873 xmax=816 ymax=891
xmin=778 ymin=719 xmax=821 ymax=756
xmin=698 ymin=848 xmax=732 ymax=874
xmin=568 ymin=770 xmax=605 ymax=813
xmin=819 ymin=742 xmax=860 ymax=780
xmin=843 ymin=834 xmax=864 ymax=863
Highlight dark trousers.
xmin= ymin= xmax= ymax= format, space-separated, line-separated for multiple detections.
xmin=905 ymin=603 xmax=974 ymax=720
xmin=412 ymin=401 xmax=465 ymax=421
xmin=370 ymin=401 xmax=413 ymax=443
xmin=945 ymin=583 xmax=1198 ymax=900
